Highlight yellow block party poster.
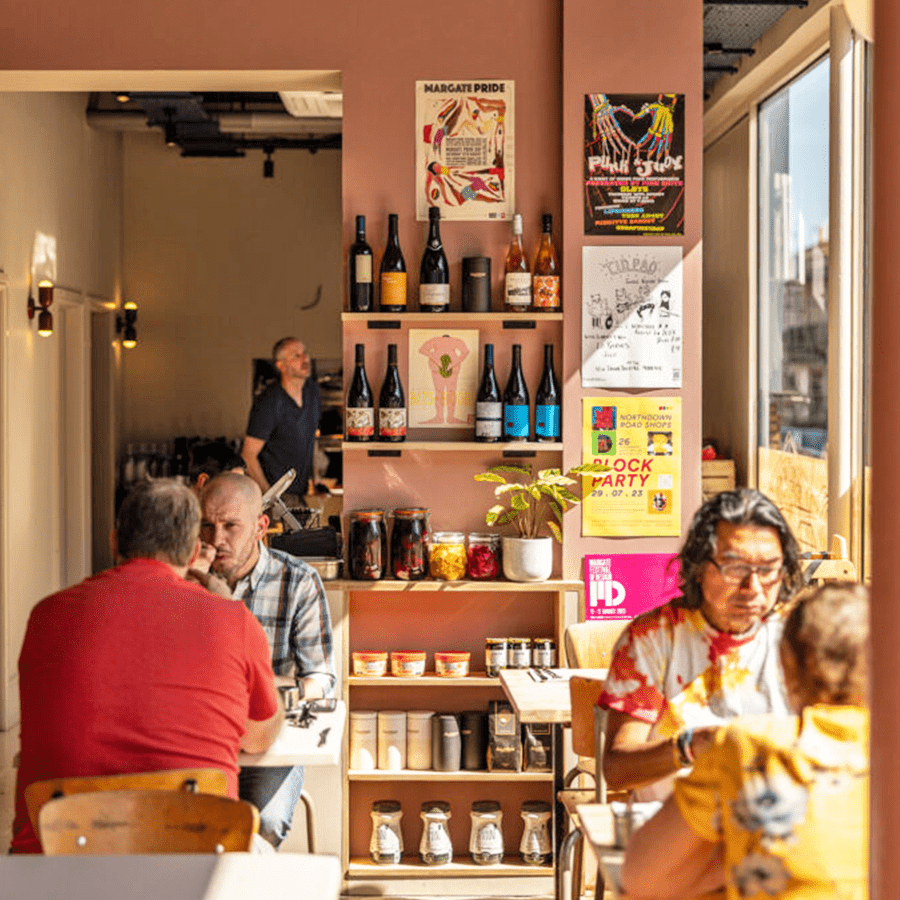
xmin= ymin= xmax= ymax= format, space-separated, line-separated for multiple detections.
xmin=582 ymin=397 xmax=681 ymax=536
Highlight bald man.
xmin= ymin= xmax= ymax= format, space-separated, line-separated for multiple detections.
xmin=201 ymin=473 xmax=335 ymax=849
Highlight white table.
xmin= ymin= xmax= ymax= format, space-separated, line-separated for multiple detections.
xmin=238 ymin=701 xmax=346 ymax=767
xmin=0 ymin=853 xmax=342 ymax=900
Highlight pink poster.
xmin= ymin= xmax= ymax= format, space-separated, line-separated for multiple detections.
xmin=584 ymin=553 xmax=681 ymax=621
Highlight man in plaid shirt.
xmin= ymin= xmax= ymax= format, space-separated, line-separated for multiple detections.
xmin=202 ymin=473 xmax=335 ymax=848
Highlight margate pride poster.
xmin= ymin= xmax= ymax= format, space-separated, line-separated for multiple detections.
xmin=583 ymin=93 xmax=685 ymax=236
xmin=584 ymin=553 xmax=681 ymax=622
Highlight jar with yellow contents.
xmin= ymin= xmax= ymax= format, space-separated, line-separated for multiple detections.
xmin=428 ymin=531 xmax=467 ymax=581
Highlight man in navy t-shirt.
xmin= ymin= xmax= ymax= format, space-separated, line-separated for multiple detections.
xmin=242 ymin=337 xmax=321 ymax=500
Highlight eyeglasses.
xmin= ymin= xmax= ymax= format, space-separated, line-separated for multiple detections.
xmin=709 ymin=558 xmax=784 ymax=587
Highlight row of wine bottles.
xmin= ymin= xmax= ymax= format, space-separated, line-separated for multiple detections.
xmin=348 ymin=210 xmax=561 ymax=314
xmin=345 ymin=342 xmax=561 ymax=443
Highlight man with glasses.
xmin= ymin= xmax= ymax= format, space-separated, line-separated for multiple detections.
xmin=598 ymin=489 xmax=802 ymax=800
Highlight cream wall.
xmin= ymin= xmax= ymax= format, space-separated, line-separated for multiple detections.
xmin=0 ymin=92 xmax=123 ymax=727
xmin=702 ymin=117 xmax=752 ymax=484
xmin=121 ymin=131 xmax=342 ymax=444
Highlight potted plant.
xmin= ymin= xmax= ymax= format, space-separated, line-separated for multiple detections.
xmin=474 ymin=462 xmax=609 ymax=582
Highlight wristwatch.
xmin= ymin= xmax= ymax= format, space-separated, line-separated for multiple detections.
xmin=674 ymin=728 xmax=696 ymax=768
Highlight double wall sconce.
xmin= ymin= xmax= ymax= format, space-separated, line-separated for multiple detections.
xmin=117 ymin=301 xmax=139 ymax=348
xmin=27 ymin=279 xmax=54 ymax=337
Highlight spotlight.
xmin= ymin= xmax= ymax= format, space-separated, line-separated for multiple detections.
xmin=117 ymin=301 xmax=139 ymax=348
xmin=27 ymin=278 xmax=54 ymax=336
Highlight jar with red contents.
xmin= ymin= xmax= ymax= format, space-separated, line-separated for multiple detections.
xmin=390 ymin=507 xmax=429 ymax=580
xmin=348 ymin=508 xmax=388 ymax=580
xmin=466 ymin=533 xmax=501 ymax=580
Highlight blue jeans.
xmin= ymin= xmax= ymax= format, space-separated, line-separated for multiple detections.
xmin=238 ymin=765 xmax=305 ymax=849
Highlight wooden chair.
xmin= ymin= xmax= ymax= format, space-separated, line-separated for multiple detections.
xmin=24 ymin=768 xmax=229 ymax=838
xmin=38 ymin=789 xmax=259 ymax=854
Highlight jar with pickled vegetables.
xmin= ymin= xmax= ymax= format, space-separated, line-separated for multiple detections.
xmin=428 ymin=531 xmax=467 ymax=581
xmin=466 ymin=533 xmax=501 ymax=580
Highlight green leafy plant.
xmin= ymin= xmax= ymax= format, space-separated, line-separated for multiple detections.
xmin=474 ymin=462 xmax=610 ymax=542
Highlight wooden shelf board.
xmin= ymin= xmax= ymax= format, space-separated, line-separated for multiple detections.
xmin=335 ymin=578 xmax=582 ymax=592
xmin=341 ymin=440 xmax=563 ymax=451
xmin=348 ymin=673 xmax=499 ymax=687
xmin=347 ymin=856 xmax=553 ymax=877
xmin=348 ymin=769 xmax=552 ymax=782
xmin=342 ymin=312 xmax=563 ymax=323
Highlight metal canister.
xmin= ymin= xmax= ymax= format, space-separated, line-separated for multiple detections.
xmin=531 ymin=638 xmax=557 ymax=668
xmin=485 ymin=637 xmax=508 ymax=677
xmin=507 ymin=637 xmax=532 ymax=669
xmin=390 ymin=507 xmax=429 ymax=580
xmin=348 ymin=508 xmax=387 ymax=580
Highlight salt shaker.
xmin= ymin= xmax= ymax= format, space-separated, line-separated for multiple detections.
xmin=369 ymin=800 xmax=403 ymax=864
xmin=419 ymin=800 xmax=452 ymax=865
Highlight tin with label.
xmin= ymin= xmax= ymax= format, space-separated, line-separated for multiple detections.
xmin=531 ymin=638 xmax=557 ymax=669
xmin=485 ymin=638 xmax=507 ymax=677
xmin=507 ymin=637 xmax=532 ymax=669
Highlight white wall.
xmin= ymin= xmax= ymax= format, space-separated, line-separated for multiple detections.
xmin=121 ymin=132 xmax=342 ymax=444
xmin=0 ymin=92 xmax=124 ymax=727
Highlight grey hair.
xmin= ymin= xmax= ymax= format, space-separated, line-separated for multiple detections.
xmin=115 ymin=479 xmax=200 ymax=566
xmin=272 ymin=336 xmax=300 ymax=361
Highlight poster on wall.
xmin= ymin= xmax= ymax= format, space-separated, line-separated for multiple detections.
xmin=582 ymin=246 xmax=683 ymax=388
xmin=408 ymin=329 xmax=479 ymax=428
xmin=415 ymin=80 xmax=514 ymax=221
xmin=582 ymin=92 xmax=685 ymax=236
xmin=584 ymin=553 xmax=681 ymax=622
xmin=581 ymin=397 xmax=681 ymax=536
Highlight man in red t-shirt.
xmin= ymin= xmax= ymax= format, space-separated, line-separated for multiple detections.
xmin=9 ymin=479 xmax=283 ymax=854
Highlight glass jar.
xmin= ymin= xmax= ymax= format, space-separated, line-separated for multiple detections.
xmin=428 ymin=531 xmax=467 ymax=581
xmin=519 ymin=800 xmax=552 ymax=865
xmin=419 ymin=801 xmax=453 ymax=865
xmin=531 ymin=638 xmax=557 ymax=668
xmin=466 ymin=532 xmax=501 ymax=580
xmin=507 ymin=637 xmax=532 ymax=669
xmin=469 ymin=800 xmax=504 ymax=865
xmin=369 ymin=800 xmax=403 ymax=865
xmin=390 ymin=507 xmax=429 ymax=581
xmin=485 ymin=637 xmax=508 ymax=677
xmin=348 ymin=509 xmax=388 ymax=580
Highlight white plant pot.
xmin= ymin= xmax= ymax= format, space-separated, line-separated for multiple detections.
xmin=501 ymin=536 xmax=553 ymax=583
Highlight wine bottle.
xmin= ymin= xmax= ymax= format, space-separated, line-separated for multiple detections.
xmin=346 ymin=343 xmax=375 ymax=442
xmin=535 ymin=344 xmax=561 ymax=442
xmin=474 ymin=343 xmax=502 ymax=443
xmin=504 ymin=213 xmax=532 ymax=312
xmin=503 ymin=344 xmax=530 ymax=441
xmin=532 ymin=213 xmax=560 ymax=311
xmin=379 ymin=213 xmax=407 ymax=312
xmin=349 ymin=214 xmax=373 ymax=312
xmin=419 ymin=206 xmax=450 ymax=312
xmin=378 ymin=343 xmax=407 ymax=442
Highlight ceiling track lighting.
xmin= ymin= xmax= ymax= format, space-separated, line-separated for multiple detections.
xmin=116 ymin=301 xmax=139 ymax=349
xmin=27 ymin=278 xmax=54 ymax=337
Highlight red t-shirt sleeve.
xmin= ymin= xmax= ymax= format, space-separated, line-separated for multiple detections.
xmin=243 ymin=609 xmax=279 ymax=721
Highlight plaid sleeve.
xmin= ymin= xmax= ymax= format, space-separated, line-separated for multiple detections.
xmin=289 ymin=565 xmax=336 ymax=695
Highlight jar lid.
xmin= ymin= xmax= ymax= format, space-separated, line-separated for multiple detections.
xmin=467 ymin=532 xmax=499 ymax=542
xmin=485 ymin=636 xmax=508 ymax=644
xmin=521 ymin=800 xmax=551 ymax=814
xmin=350 ymin=508 xmax=384 ymax=520
xmin=421 ymin=800 xmax=451 ymax=814
xmin=350 ymin=710 xmax=378 ymax=719
xmin=508 ymin=637 xmax=532 ymax=645
xmin=471 ymin=800 xmax=501 ymax=813
xmin=373 ymin=800 xmax=402 ymax=813
xmin=431 ymin=531 xmax=465 ymax=542
xmin=532 ymin=638 xmax=556 ymax=648
xmin=407 ymin=710 xmax=437 ymax=719
xmin=393 ymin=507 xmax=428 ymax=518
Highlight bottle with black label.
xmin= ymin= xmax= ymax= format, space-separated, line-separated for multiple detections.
xmin=503 ymin=344 xmax=530 ymax=441
xmin=419 ymin=206 xmax=450 ymax=312
xmin=346 ymin=343 xmax=375 ymax=441
xmin=379 ymin=213 xmax=407 ymax=312
xmin=534 ymin=344 xmax=561 ymax=442
xmin=532 ymin=213 xmax=560 ymax=311
xmin=504 ymin=213 xmax=532 ymax=311
xmin=378 ymin=343 xmax=407 ymax=442
xmin=475 ymin=343 xmax=502 ymax=443
xmin=349 ymin=214 xmax=373 ymax=312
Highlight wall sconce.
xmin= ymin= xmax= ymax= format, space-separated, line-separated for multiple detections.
xmin=117 ymin=301 xmax=139 ymax=348
xmin=27 ymin=278 xmax=54 ymax=336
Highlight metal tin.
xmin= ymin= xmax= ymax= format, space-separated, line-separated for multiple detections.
xmin=531 ymin=638 xmax=557 ymax=668
xmin=462 ymin=256 xmax=491 ymax=312
xmin=507 ymin=637 xmax=532 ymax=669
xmin=485 ymin=637 xmax=508 ymax=677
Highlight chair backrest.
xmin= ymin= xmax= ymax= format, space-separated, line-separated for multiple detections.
xmin=564 ymin=621 xmax=623 ymax=669
xmin=38 ymin=789 xmax=258 ymax=855
xmin=569 ymin=674 xmax=606 ymax=761
xmin=25 ymin=768 xmax=229 ymax=835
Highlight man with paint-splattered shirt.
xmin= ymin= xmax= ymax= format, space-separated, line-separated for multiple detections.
xmin=598 ymin=489 xmax=802 ymax=801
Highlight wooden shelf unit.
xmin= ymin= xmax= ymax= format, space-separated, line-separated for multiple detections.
xmin=348 ymin=855 xmax=553 ymax=876
xmin=348 ymin=769 xmax=553 ymax=782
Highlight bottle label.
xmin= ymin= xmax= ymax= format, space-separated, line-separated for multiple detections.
xmin=381 ymin=272 xmax=407 ymax=307
xmin=505 ymin=273 xmax=532 ymax=308
xmin=535 ymin=405 xmax=560 ymax=439
xmin=379 ymin=408 xmax=407 ymax=438
xmin=475 ymin=401 xmax=502 ymax=438
xmin=346 ymin=407 xmax=375 ymax=437
xmin=355 ymin=255 xmax=372 ymax=283
xmin=419 ymin=283 xmax=450 ymax=307
xmin=503 ymin=404 xmax=529 ymax=439
xmin=533 ymin=275 xmax=560 ymax=309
